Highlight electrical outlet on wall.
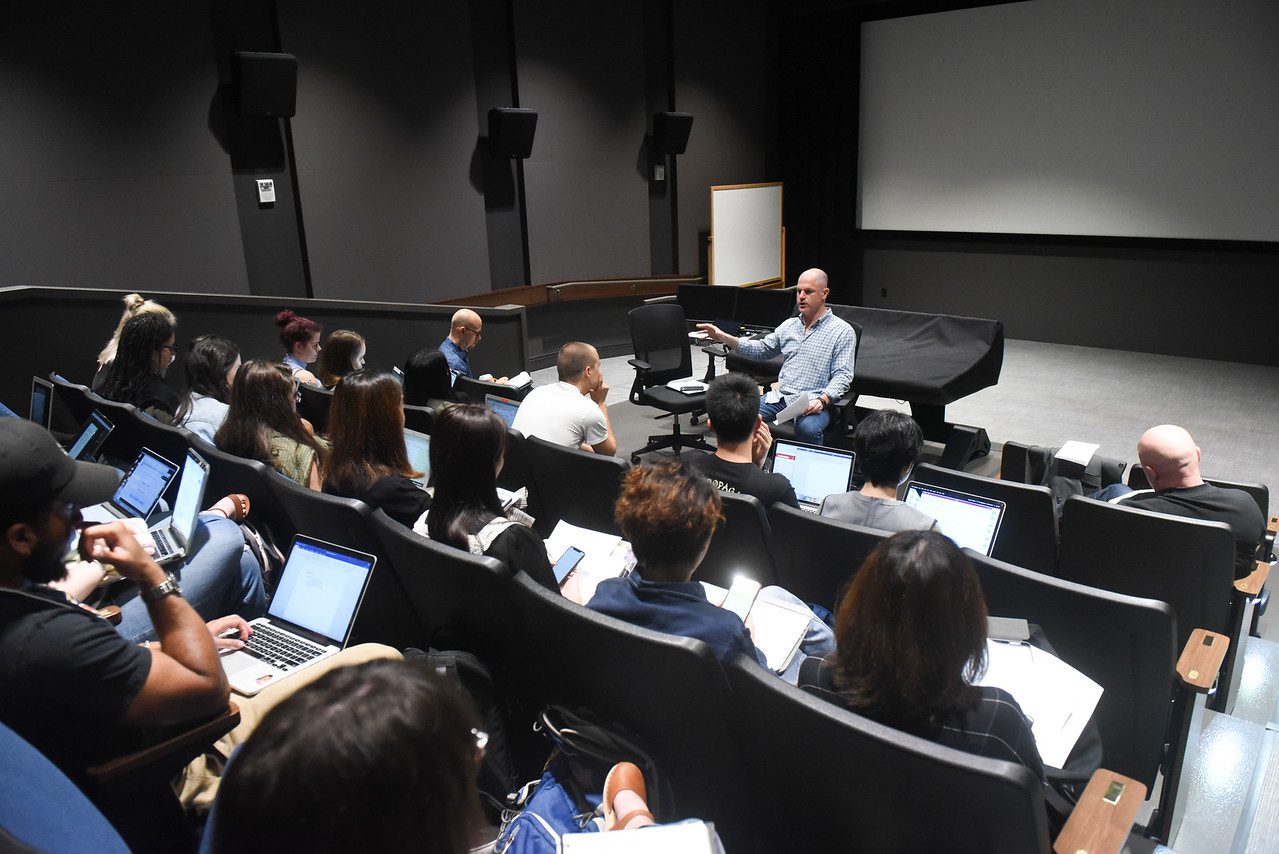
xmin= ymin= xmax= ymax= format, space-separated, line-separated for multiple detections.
xmin=256 ymin=178 xmax=276 ymax=205
xmin=653 ymin=165 xmax=665 ymax=181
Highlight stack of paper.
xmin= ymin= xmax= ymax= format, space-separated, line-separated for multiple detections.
xmin=559 ymin=820 xmax=722 ymax=853
xmin=545 ymin=520 xmax=637 ymax=605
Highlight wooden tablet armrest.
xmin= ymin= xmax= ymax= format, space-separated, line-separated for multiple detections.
xmin=1235 ymin=561 xmax=1271 ymax=598
xmin=95 ymin=604 xmax=122 ymax=625
xmin=1175 ymin=630 xmax=1229 ymax=693
xmin=1053 ymin=769 xmax=1146 ymax=854
xmin=1268 ymin=516 xmax=1277 ymax=535
xmin=86 ymin=702 xmax=239 ymax=784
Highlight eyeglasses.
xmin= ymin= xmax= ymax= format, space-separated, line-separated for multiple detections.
xmin=463 ymin=326 xmax=482 ymax=340
xmin=158 ymin=344 xmax=179 ymax=354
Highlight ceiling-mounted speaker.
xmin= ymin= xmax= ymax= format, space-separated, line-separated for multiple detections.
xmin=488 ymin=107 xmax=538 ymax=159
xmin=233 ymin=51 xmax=298 ymax=118
xmin=652 ymin=111 xmax=694 ymax=155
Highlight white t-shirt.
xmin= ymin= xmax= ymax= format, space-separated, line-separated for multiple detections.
xmin=511 ymin=381 xmax=608 ymax=449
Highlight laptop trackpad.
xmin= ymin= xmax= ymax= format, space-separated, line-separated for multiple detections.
xmin=222 ymin=653 xmax=281 ymax=691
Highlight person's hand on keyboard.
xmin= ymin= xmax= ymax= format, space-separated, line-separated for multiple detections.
xmin=208 ymin=615 xmax=252 ymax=651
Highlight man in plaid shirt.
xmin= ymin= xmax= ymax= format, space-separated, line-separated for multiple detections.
xmin=698 ymin=268 xmax=856 ymax=445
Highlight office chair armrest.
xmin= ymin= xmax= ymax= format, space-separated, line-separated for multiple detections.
xmin=627 ymin=358 xmax=652 ymax=374
xmin=1052 ymin=769 xmax=1146 ymax=854
xmin=1175 ymin=629 xmax=1229 ymax=694
xmin=86 ymin=702 xmax=240 ymax=784
xmin=699 ymin=342 xmax=730 ymax=358
xmin=1235 ymin=561 xmax=1271 ymax=598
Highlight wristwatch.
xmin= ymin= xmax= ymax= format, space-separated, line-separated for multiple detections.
xmin=140 ymin=573 xmax=182 ymax=604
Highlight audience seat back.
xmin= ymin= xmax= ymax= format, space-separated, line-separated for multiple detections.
xmin=726 ymin=656 xmax=1049 ymax=853
xmin=297 ymin=384 xmax=333 ymax=435
xmin=913 ymin=462 xmax=1059 ymax=574
xmin=455 ymin=374 xmax=530 ymax=404
xmin=523 ymin=435 xmax=629 ymax=537
xmin=969 ymin=551 xmax=1176 ymax=790
xmin=695 ymin=491 xmax=778 ymax=588
xmin=187 ymin=435 xmax=297 ymax=549
xmin=766 ymin=504 xmax=887 ymax=612
xmin=48 ymin=371 xmax=95 ymax=428
xmin=402 ymin=403 xmax=436 ymax=435
xmin=1126 ymin=466 xmax=1269 ymax=521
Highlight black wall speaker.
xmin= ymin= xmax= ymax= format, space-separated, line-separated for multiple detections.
xmin=488 ymin=107 xmax=538 ymax=159
xmin=652 ymin=111 xmax=694 ymax=155
xmin=233 ymin=51 xmax=298 ymax=118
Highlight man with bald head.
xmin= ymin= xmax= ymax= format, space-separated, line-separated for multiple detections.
xmin=1110 ymin=425 xmax=1264 ymax=579
xmin=440 ymin=308 xmax=508 ymax=383
xmin=698 ymin=268 xmax=856 ymax=446
xmin=512 ymin=342 xmax=617 ymax=455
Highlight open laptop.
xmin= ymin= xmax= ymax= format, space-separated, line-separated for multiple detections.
xmin=30 ymin=378 xmax=53 ymax=429
xmin=902 ymin=482 xmax=1006 ymax=556
xmin=148 ymin=449 xmax=210 ymax=566
xmin=485 ymin=393 xmax=520 ymax=429
xmin=80 ymin=447 xmax=180 ymax=524
xmin=403 ymin=428 xmax=431 ymax=488
xmin=0 ymin=400 xmax=18 ymax=418
xmin=66 ymin=410 xmax=114 ymax=461
xmin=221 ymin=535 xmax=376 ymax=696
xmin=767 ymin=439 xmax=857 ymax=512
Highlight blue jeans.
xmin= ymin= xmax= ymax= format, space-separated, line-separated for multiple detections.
xmin=1090 ymin=483 xmax=1134 ymax=502
xmin=759 ymin=397 xmax=831 ymax=446
xmin=115 ymin=514 xmax=267 ymax=643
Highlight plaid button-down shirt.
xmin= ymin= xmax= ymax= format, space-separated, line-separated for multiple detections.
xmin=734 ymin=308 xmax=856 ymax=403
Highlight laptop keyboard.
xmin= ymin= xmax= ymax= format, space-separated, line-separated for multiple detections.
xmin=244 ymin=623 xmax=328 ymax=670
xmin=152 ymin=527 xmax=176 ymax=558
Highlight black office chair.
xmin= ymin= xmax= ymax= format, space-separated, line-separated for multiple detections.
xmin=767 ymin=314 xmax=864 ymax=448
xmin=694 ymin=492 xmax=779 ymax=588
xmin=626 ymin=303 xmax=715 ymax=463
xmin=454 ymin=374 xmax=530 ymax=404
xmin=402 ymin=403 xmax=437 ymax=435
xmin=297 ymin=384 xmax=333 ymax=435
xmin=523 ymin=435 xmax=629 ymax=537
xmin=726 ymin=655 xmax=1051 ymax=852
xmin=510 ymin=574 xmax=747 ymax=845
xmin=766 ymin=503 xmax=888 ymax=612
xmin=265 ymin=471 xmax=424 ymax=650
xmin=912 ymin=462 xmax=1059 ymax=575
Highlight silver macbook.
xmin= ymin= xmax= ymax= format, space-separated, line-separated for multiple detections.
xmin=30 ymin=377 xmax=53 ymax=429
xmin=66 ymin=410 xmax=114 ymax=462
xmin=903 ymin=482 xmax=1006 ymax=556
xmin=221 ymin=535 xmax=376 ymax=696
xmin=485 ymin=393 xmax=520 ymax=428
xmin=148 ymin=449 xmax=210 ymax=566
xmin=767 ymin=439 xmax=857 ymax=512
xmin=404 ymin=428 xmax=431 ymax=488
xmin=80 ymin=447 xmax=180 ymax=524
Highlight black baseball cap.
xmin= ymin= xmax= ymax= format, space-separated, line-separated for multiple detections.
xmin=0 ymin=420 xmax=120 ymax=512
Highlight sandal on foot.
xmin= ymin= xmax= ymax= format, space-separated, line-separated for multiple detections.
xmin=602 ymin=762 xmax=652 ymax=830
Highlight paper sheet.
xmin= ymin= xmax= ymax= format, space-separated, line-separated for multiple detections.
xmin=975 ymin=639 xmax=1103 ymax=769
xmin=701 ymin=582 xmax=810 ymax=673
xmin=665 ymin=376 xmax=708 ymax=394
xmin=1055 ymin=440 xmax=1099 ymax=467
xmin=545 ymin=521 xmax=636 ymax=605
xmin=772 ymin=393 xmax=810 ymax=424
xmin=560 ymin=820 xmax=720 ymax=853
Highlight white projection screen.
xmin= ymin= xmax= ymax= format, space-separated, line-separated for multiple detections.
xmin=857 ymin=0 xmax=1279 ymax=242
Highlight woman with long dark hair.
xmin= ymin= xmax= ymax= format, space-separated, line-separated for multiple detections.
xmin=322 ymin=369 xmax=428 ymax=526
xmin=315 ymin=329 xmax=366 ymax=389
xmin=412 ymin=405 xmax=553 ymax=588
xmin=92 ymin=292 xmax=175 ymax=390
xmin=175 ymin=334 xmax=241 ymax=443
xmin=215 ymin=360 xmax=327 ymax=489
xmin=800 ymin=529 xmax=1045 ymax=779
xmin=274 ymin=308 xmax=323 ymax=386
xmin=98 ymin=313 xmax=181 ymax=422
xmin=401 ymin=347 xmax=457 ymax=415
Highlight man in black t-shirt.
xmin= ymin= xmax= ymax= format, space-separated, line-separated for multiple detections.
xmin=680 ymin=372 xmax=799 ymax=509
xmin=0 ymin=420 xmax=234 ymax=775
xmin=1115 ymin=425 xmax=1265 ymax=579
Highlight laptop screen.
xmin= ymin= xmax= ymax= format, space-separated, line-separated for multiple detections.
xmin=269 ymin=537 xmax=376 ymax=643
xmin=903 ymin=482 xmax=1006 ymax=556
xmin=0 ymin=400 xmax=18 ymax=418
xmin=29 ymin=378 xmax=53 ymax=429
xmin=67 ymin=411 xmax=114 ymax=461
xmin=169 ymin=450 xmax=209 ymax=544
xmin=404 ymin=428 xmax=431 ymax=488
xmin=113 ymin=448 xmax=180 ymax=519
xmin=485 ymin=394 xmax=520 ymax=429
xmin=769 ymin=440 xmax=857 ymax=506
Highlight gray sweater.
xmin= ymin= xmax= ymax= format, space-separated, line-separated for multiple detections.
xmin=819 ymin=491 xmax=938 ymax=534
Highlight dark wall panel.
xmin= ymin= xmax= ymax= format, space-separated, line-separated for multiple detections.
xmin=0 ymin=3 xmax=249 ymax=294
xmin=674 ymin=0 xmax=769 ymax=276
xmin=279 ymin=1 xmax=491 ymax=303
xmin=516 ymin=0 xmax=650 ymax=283
xmin=863 ymin=243 xmax=1279 ymax=365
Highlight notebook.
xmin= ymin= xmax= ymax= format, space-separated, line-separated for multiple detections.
xmin=221 ymin=535 xmax=376 ymax=696
xmin=485 ymin=393 xmax=520 ymax=428
xmin=66 ymin=410 xmax=114 ymax=462
xmin=80 ymin=447 xmax=179 ymax=524
xmin=29 ymin=377 xmax=53 ymax=429
xmin=404 ymin=428 xmax=431 ymax=488
xmin=147 ymin=449 xmax=209 ymax=566
xmin=767 ymin=439 xmax=857 ymax=512
xmin=902 ymin=482 xmax=1006 ymax=556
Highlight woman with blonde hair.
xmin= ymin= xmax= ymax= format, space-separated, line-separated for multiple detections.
xmin=92 ymin=293 xmax=176 ymax=389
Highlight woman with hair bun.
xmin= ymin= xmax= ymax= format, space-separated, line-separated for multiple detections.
xmin=92 ymin=293 xmax=176 ymax=390
xmin=274 ymin=309 xmax=323 ymax=386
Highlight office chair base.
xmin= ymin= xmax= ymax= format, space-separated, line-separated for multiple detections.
xmin=630 ymin=414 xmax=715 ymax=463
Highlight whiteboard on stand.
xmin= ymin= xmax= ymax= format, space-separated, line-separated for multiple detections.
xmin=710 ymin=182 xmax=784 ymax=286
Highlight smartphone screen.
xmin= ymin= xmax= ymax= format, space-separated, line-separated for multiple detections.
xmin=720 ymin=575 xmax=762 ymax=621
xmin=553 ymin=546 xmax=585 ymax=586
